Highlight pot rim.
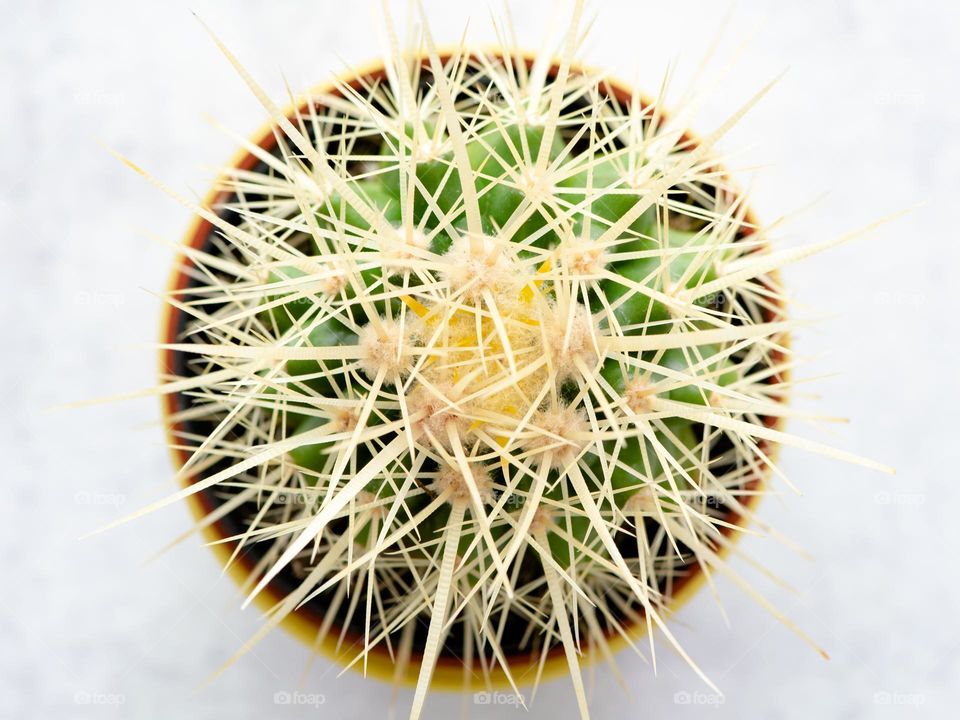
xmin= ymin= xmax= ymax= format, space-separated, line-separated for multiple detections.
xmin=158 ymin=47 xmax=789 ymax=692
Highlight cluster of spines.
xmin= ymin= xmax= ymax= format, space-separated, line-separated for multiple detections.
xmin=91 ymin=4 xmax=894 ymax=719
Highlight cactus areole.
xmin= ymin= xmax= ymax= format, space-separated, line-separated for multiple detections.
xmin=159 ymin=45 xmax=800 ymax=714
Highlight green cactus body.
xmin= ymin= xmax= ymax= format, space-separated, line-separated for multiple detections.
xmin=142 ymin=9 xmax=887 ymax=719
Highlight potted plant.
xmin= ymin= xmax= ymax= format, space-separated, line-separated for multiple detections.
xmin=106 ymin=4 xmax=891 ymax=718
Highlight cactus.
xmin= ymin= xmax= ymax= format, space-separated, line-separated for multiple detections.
xmin=102 ymin=3 xmax=893 ymax=718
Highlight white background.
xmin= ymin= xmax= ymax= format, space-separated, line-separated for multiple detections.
xmin=2 ymin=1 xmax=956 ymax=718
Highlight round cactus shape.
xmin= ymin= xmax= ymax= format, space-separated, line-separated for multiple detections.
xmin=100 ymin=5 xmax=892 ymax=719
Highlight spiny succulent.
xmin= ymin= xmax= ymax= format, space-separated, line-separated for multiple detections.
xmin=99 ymin=2 xmax=893 ymax=718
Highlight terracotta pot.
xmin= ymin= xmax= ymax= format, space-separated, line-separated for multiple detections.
xmin=159 ymin=51 xmax=787 ymax=691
